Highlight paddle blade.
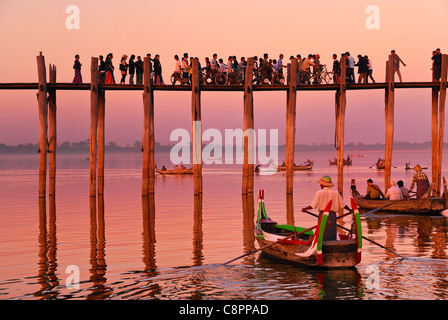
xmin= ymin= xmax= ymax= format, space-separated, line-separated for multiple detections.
xmin=350 ymin=198 xmax=359 ymax=213
xmin=258 ymin=189 xmax=264 ymax=200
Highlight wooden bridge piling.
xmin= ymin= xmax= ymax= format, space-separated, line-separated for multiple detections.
xmin=89 ymin=57 xmax=99 ymax=197
xmin=36 ymin=52 xmax=48 ymax=198
xmin=142 ymin=56 xmax=155 ymax=195
xmin=286 ymin=58 xmax=298 ymax=194
xmin=384 ymin=55 xmax=395 ymax=191
xmin=242 ymin=57 xmax=255 ymax=195
xmin=48 ymin=64 xmax=57 ymax=196
xmin=436 ymin=54 xmax=448 ymax=195
xmin=191 ymin=58 xmax=203 ymax=195
xmin=98 ymin=89 xmax=105 ymax=196
xmin=335 ymin=57 xmax=347 ymax=196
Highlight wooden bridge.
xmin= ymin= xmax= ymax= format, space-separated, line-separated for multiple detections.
xmin=1 ymin=52 xmax=447 ymax=199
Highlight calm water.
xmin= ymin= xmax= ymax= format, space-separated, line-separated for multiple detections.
xmin=1 ymin=149 xmax=448 ymax=300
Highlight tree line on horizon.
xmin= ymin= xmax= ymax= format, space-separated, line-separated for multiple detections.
xmin=0 ymin=140 xmax=439 ymax=154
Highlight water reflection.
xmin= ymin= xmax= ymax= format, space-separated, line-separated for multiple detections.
xmin=192 ymin=194 xmax=203 ymax=266
xmin=35 ymin=196 xmax=59 ymax=299
xmin=141 ymin=194 xmax=160 ymax=297
xmin=142 ymin=195 xmax=157 ymax=272
xmin=87 ymin=196 xmax=111 ymax=299
xmin=242 ymin=194 xmax=255 ymax=265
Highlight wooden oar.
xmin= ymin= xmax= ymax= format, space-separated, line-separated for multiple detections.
xmin=222 ymin=224 xmax=317 ymax=266
xmin=304 ymin=207 xmax=406 ymax=259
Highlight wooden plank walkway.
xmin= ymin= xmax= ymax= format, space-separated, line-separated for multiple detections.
xmin=0 ymin=81 xmax=440 ymax=92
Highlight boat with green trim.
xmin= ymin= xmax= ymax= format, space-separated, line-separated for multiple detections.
xmin=254 ymin=190 xmax=362 ymax=268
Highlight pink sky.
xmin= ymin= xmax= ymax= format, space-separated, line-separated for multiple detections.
xmin=0 ymin=0 xmax=447 ymax=146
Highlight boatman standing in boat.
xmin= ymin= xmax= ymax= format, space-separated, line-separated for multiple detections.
xmin=301 ymin=175 xmax=352 ymax=241
xmin=408 ymin=165 xmax=430 ymax=199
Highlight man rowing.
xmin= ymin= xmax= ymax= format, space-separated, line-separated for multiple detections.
xmin=408 ymin=165 xmax=430 ymax=199
xmin=301 ymin=175 xmax=352 ymax=241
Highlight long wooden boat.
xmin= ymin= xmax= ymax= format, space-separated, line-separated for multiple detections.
xmin=275 ymin=160 xmax=314 ymax=171
xmin=329 ymin=158 xmax=352 ymax=166
xmin=350 ymin=179 xmax=448 ymax=214
xmin=156 ymin=168 xmax=193 ymax=175
xmin=254 ymin=190 xmax=362 ymax=268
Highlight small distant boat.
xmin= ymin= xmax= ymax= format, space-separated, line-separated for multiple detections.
xmin=405 ymin=162 xmax=427 ymax=170
xmin=376 ymin=163 xmax=385 ymax=170
xmin=254 ymin=165 xmax=277 ymax=175
xmin=254 ymin=190 xmax=362 ymax=268
xmin=275 ymin=160 xmax=314 ymax=171
xmin=156 ymin=168 xmax=193 ymax=175
xmin=329 ymin=158 xmax=352 ymax=166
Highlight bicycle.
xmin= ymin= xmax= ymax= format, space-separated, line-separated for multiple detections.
xmin=316 ymin=65 xmax=334 ymax=84
xmin=271 ymin=71 xmax=285 ymax=85
xmin=170 ymin=71 xmax=190 ymax=85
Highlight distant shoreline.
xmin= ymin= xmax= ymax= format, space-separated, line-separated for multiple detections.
xmin=0 ymin=141 xmax=438 ymax=154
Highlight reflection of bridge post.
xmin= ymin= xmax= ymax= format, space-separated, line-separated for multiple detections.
xmin=36 ymin=196 xmax=59 ymax=298
xmin=142 ymin=195 xmax=157 ymax=271
xmin=88 ymin=196 xmax=110 ymax=299
xmin=192 ymin=194 xmax=203 ymax=266
xmin=242 ymin=194 xmax=255 ymax=264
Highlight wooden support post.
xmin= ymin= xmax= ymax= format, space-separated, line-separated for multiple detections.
xmin=286 ymin=58 xmax=298 ymax=194
xmin=90 ymin=57 xmax=99 ymax=197
xmin=436 ymin=54 xmax=448 ymax=195
xmin=36 ymin=52 xmax=48 ymax=198
xmin=97 ymin=89 xmax=105 ymax=195
xmin=142 ymin=57 xmax=155 ymax=195
xmin=335 ymin=56 xmax=347 ymax=196
xmin=191 ymin=58 xmax=202 ymax=195
xmin=431 ymin=86 xmax=439 ymax=196
xmin=48 ymin=64 xmax=57 ymax=196
xmin=242 ymin=57 xmax=254 ymax=195
xmin=384 ymin=55 xmax=395 ymax=191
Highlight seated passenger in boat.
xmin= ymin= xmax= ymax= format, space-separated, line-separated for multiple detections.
xmin=301 ymin=175 xmax=352 ymax=241
xmin=180 ymin=164 xmax=186 ymax=169
xmin=385 ymin=180 xmax=403 ymax=200
xmin=365 ymin=179 xmax=385 ymax=199
xmin=397 ymin=180 xmax=409 ymax=200
xmin=174 ymin=165 xmax=179 ymax=170
xmin=161 ymin=165 xmax=167 ymax=170
xmin=408 ymin=165 xmax=430 ymax=199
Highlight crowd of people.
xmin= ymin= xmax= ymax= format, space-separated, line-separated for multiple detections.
xmin=71 ymin=49 xmax=443 ymax=85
